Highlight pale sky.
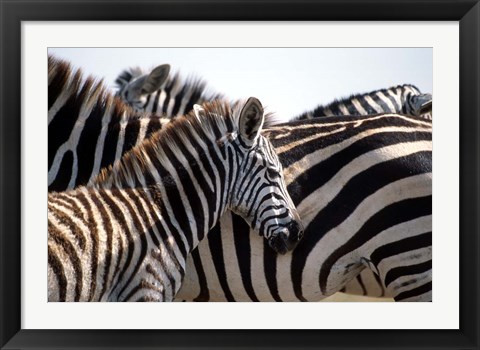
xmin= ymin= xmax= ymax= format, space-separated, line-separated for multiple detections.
xmin=48 ymin=48 xmax=432 ymax=120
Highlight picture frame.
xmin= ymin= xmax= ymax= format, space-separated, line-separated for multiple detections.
xmin=1 ymin=0 xmax=478 ymax=349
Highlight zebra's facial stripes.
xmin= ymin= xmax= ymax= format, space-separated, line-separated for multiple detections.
xmin=227 ymin=98 xmax=304 ymax=254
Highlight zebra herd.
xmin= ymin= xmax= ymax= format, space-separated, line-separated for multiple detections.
xmin=48 ymin=55 xmax=432 ymax=302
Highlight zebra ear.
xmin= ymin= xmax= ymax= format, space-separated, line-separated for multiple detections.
xmin=193 ymin=104 xmax=207 ymax=119
xmin=141 ymin=64 xmax=170 ymax=94
xmin=238 ymin=97 xmax=264 ymax=147
xmin=411 ymin=93 xmax=433 ymax=115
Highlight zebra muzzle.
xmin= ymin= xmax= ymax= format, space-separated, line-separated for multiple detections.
xmin=268 ymin=221 xmax=304 ymax=255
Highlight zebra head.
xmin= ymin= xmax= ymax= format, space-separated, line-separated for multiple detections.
xmin=194 ymin=98 xmax=304 ymax=254
xmin=401 ymin=85 xmax=432 ymax=117
xmin=115 ymin=64 xmax=171 ymax=111
xmin=409 ymin=93 xmax=433 ymax=117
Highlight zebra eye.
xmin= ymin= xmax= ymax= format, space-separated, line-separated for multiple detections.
xmin=266 ymin=167 xmax=279 ymax=180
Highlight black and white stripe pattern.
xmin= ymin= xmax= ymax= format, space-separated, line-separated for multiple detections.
xmin=338 ymin=269 xmax=390 ymax=298
xmin=48 ymin=57 xmax=430 ymax=301
xmin=48 ymin=56 xmax=171 ymax=192
xmin=48 ymin=98 xmax=303 ymax=302
xmin=292 ymin=84 xmax=432 ymax=121
xmin=285 ymin=83 xmax=432 ymax=299
xmin=176 ymin=114 xmax=432 ymax=302
xmin=115 ymin=65 xmax=224 ymax=118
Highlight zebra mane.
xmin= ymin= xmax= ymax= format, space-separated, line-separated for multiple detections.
xmin=334 ymin=84 xmax=421 ymax=104
xmin=290 ymin=84 xmax=422 ymax=122
xmin=93 ymin=99 xmax=275 ymax=188
xmin=48 ymin=55 xmax=167 ymax=124
xmin=167 ymin=71 xmax=223 ymax=103
xmin=114 ymin=65 xmax=223 ymax=102
xmin=346 ymin=84 xmax=420 ymax=102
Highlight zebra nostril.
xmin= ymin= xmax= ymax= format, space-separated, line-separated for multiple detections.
xmin=269 ymin=232 xmax=289 ymax=255
xmin=287 ymin=221 xmax=303 ymax=242
xmin=297 ymin=228 xmax=304 ymax=241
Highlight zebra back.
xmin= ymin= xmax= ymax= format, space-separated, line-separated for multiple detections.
xmin=292 ymin=84 xmax=432 ymax=121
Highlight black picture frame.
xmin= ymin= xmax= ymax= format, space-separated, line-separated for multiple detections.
xmin=1 ymin=0 xmax=479 ymax=349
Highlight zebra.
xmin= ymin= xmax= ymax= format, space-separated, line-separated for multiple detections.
xmin=115 ymin=64 xmax=224 ymax=118
xmin=113 ymin=66 xmax=432 ymax=297
xmin=48 ymin=97 xmax=304 ymax=302
xmin=175 ymin=114 xmax=432 ymax=302
xmin=292 ymin=84 xmax=432 ymax=121
xmin=49 ymin=56 xmax=173 ymax=192
xmin=49 ymin=56 xmax=432 ymax=300
xmin=283 ymin=83 xmax=432 ymax=299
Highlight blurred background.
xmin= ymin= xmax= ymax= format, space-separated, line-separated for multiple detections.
xmin=48 ymin=48 xmax=432 ymax=121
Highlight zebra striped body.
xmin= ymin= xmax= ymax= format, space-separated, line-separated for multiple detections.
xmin=48 ymin=56 xmax=171 ymax=192
xmin=115 ymin=65 xmax=223 ymax=118
xmin=287 ymin=83 xmax=432 ymax=298
xmin=49 ymin=186 xmax=190 ymax=302
xmin=293 ymin=84 xmax=432 ymax=121
xmin=176 ymin=114 xmax=432 ymax=302
xmin=48 ymin=98 xmax=303 ymax=302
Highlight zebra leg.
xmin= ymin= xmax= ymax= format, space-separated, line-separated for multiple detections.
xmin=367 ymin=245 xmax=432 ymax=302
xmin=340 ymin=267 xmax=388 ymax=298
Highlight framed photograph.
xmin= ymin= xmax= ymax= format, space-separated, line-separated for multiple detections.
xmin=1 ymin=0 xmax=478 ymax=349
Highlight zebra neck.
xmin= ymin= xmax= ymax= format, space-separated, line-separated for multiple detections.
xmin=163 ymin=145 xmax=232 ymax=250
xmin=94 ymin=143 xmax=230 ymax=252
xmin=148 ymin=177 xmax=228 ymax=253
